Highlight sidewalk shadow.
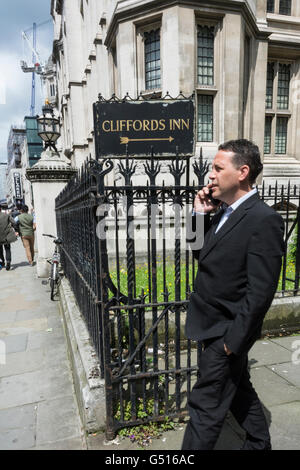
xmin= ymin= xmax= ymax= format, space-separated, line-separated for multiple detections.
xmin=10 ymin=262 xmax=30 ymax=269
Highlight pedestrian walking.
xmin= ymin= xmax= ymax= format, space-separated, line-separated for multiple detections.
xmin=11 ymin=204 xmax=21 ymax=219
xmin=0 ymin=205 xmax=17 ymax=271
xmin=182 ymin=139 xmax=285 ymax=451
xmin=15 ymin=204 xmax=36 ymax=266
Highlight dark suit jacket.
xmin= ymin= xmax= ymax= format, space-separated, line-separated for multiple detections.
xmin=185 ymin=192 xmax=285 ymax=355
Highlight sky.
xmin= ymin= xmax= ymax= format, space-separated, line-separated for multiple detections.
xmin=0 ymin=0 xmax=53 ymax=163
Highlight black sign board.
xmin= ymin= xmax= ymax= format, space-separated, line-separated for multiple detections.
xmin=13 ymin=172 xmax=23 ymax=199
xmin=93 ymin=99 xmax=195 ymax=158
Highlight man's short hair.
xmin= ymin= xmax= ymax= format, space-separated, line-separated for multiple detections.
xmin=218 ymin=139 xmax=263 ymax=185
xmin=21 ymin=204 xmax=29 ymax=213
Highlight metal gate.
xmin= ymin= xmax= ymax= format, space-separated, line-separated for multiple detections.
xmin=98 ymin=151 xmax=209 ymax=439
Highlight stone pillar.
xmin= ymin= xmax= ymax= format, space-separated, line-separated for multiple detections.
xmin=161 ymin=6 xmax=180 ymax=96
xmin=26 ymin=149 xmax=77 ymax=278
xmin=178 ymin=6 xmax=195 ymax=95
xmin=223 ymin=13 xmax=244 ymax=140
xmin=256 ymin=0 xmax=267 ymax=22
xmin=117 ymin=22 xmax=136 ymax=97
xmin=249 ymin=38 xmax=269 ymax=154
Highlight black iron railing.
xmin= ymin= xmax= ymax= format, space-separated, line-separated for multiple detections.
xmin=56 ymin=152 xmax=300 ymax=439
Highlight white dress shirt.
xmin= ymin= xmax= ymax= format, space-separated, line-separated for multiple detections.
xmin=215 ymin=188 xmax=258 ymax=233
xmin=193 ymin=187 xmax=258 ymax=233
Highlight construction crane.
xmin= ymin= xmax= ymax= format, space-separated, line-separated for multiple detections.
xmin=20 ymin=20 xmax=52 ymax=116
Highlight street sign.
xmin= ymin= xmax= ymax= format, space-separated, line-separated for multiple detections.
xmin=13 ymin=172 xmax=23 ymax=199
xmin=93 ymin=99 xmax=195 ymax=158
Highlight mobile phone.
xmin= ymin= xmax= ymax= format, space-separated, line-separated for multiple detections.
xmin=208 ymin=189 xmax=221 ymax=206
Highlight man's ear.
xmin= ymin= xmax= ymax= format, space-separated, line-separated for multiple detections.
xmin=239 ymin=165 xmax=250 ymax=182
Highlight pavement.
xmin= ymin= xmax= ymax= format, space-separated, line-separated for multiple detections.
xmin=1 ymin=239 xmax=300 ymax=451
xmin=0 ymin=239 xmax=86 ymax=450
xmin=88 ymin=334 xmax=300 ymax=451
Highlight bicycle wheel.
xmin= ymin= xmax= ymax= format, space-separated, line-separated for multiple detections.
xmin=50 ymin=263 xmax=57 ymax=301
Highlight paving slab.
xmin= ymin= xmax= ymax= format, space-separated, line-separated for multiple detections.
xmin=36 ymin=396 xmax=83 ymax=446
xmin=0 ymin=403 xmax=37 ymax=450
xmin=15 ymin=309 xmax=48 ymax=322
xmin=0 ymin=344 xmax=70 ymax=378
xmin=35 ymin=436 xmax=86 ymax=450
xmin=0 ymin=349 xmax=44 ymax=378
xmin=0 ymin=426 xmax=36 ymax=450
xmin=248 ymin=339 xmax=292 ymax=367
xmin=0 ymin=333 xmax=28 ymax=354
xmin=0 ymin=365 xmax=75 ymax=409
xmin=243 ymin=365 xmax=300 ymax=408
xmin=0 ymin=318 xmax=48 ymax=334
xmin=267 ymin=362 xmax=300 ymax=388
xmin=269 ymin=334 xmax=300 ymax=352
xmin=0 ymin=403 xmax=37 ymax=430
xmin=269 ymin=402 xmax=300 ymax=450
xmin=0 ymin=311 xmax=17 ymax=324
xmin=27 ymin=329 xmax=65 ymax=351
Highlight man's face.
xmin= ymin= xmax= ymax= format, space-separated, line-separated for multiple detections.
xmin=208 ymin=150 xmax=243 ymax=203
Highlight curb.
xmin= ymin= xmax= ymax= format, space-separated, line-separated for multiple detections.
xmin=58 ymin=277 xmax=106 ymax=434
xmin=263 ymin=295 xmax=300 ymax=334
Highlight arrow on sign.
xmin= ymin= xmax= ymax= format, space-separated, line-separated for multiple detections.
xmin=120 ymin=136 xmax=174 ymax=144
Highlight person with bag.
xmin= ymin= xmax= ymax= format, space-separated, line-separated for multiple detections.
xmin=15 ymin=204 xmax=36 ymax=266
xmin=0 ymin=205 xmax=17 ymax=271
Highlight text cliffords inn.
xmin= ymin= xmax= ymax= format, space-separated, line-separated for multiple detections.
xmin=93 ymin=99 xmax=195 ymax=158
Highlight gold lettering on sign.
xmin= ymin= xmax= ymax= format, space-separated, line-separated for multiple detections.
xmin=159 ymin=119 xmax=166 ymax=130
xmin=182 ymin=119 xmax=190 ymax=130
xmin=127 ymin=120 xmax=133 ymax=131
xmin=133 ymin=120 xmax=142 ymax=131
xmin=102 ymin=120 xmax=111 ymax=132
xmin=120 ymin=120 xmax=127 ymax=131
xmin=101 ymin=118 xmax=190 ymax=132
xmin=143 ymin=120 xmax=150 ymax=131
xmin=169 ymin=119 xmax=190 ymax=131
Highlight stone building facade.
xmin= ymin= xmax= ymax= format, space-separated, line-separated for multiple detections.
xmin=50 ymin=0 xmax=300 ymax=184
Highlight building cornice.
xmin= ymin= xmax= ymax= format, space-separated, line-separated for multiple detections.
xmin=26 ymin=148 xmax=77 ymax=182
xmin=266 ymin=12 xmax=300 ymax=27
xmin=26 ymin=167 xmax=77 ymax=183
xmin=105 ymin=0 xmax=270 ymax=48
xmin=267 ymin=35 xmax=300 ymax=59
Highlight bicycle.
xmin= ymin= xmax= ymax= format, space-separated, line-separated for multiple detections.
xmin=42 ymin=234 xmax=63 ymax=301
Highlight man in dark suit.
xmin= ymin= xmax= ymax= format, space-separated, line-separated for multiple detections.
xmin=182 ymin=139 xmax=284 ymax=450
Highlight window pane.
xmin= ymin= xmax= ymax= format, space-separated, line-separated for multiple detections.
xmin=277 ymin=64 xmax=291 ymax=109
xmin=279 ymin=0 xmax=292 ymax=15
xmin=144 ymin=29 xmax=161 ymax=90
xmin=198 ymin=95 xmax=213 ymax=142
xmin=267 ymin=0 xmax=275 ymax=12
xmin=197 ymin=26 xmax=214 ymax=86
xmin=275 ymin=117 xmax=288 ymax=154
xmin=264 ymin=116 xmax=272 ymax=154
xmin=266 ymin=62 xmax=274 ymax=109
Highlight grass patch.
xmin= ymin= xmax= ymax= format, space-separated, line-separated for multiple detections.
xmin=109 ymin=257 xmax=297 ymax=299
